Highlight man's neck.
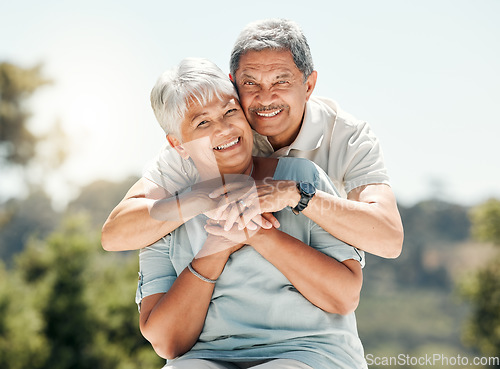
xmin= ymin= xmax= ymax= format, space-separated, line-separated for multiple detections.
xmin=268 ymin=122 xmax=302 ymax=151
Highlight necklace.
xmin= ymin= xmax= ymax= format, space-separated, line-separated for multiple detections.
xmin=248 ymin=161 xmax=255 ymax=178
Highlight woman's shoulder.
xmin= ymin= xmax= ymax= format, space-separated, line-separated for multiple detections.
xmin=275 ymin=157 xmax=319 ymax=180
xmin=275 ymin=157 xmax=337 ymax=195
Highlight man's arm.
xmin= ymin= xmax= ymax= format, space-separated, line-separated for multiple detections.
xmin=303 ymin=183 xmax=404 ymax=259
xmin=102 ymin=176 xmax=276 ymax=251
xmin=101 ymin=178 xmax=179 ymax=251
xmin=210 ymin=181 xmax=403 ymax=258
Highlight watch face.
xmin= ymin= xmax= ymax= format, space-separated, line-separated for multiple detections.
xmin=299 ymin=182 xmax=316 ymax=195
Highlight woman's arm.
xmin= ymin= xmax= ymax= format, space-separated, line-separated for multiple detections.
xmin=251 ymin=228 xmax=362 ymax=314
xmin=139 ymin=235 xmax=242 ymax=359
xmin=204 ymin=224 xmax=363 ymax=315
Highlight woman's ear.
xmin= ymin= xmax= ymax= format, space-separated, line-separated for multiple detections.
xmin=167 ymin=134 xmax=189 ymax=159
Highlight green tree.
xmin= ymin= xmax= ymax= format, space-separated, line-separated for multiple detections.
xmin=470 ymin=198 xmax=500 ymax=246
xmin=0 ymin=190 xmax=61 ymax=263
xmin=0 ymin=215 xmax=164 ymax=369
xmin=0 ymin=62 xmax=50 ymax=167
xmin=460 ymin=198 xmax=500 ymax=361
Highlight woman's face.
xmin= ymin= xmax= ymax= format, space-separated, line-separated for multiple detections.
xmin=172 ymin=94 xmax=254 ymax=176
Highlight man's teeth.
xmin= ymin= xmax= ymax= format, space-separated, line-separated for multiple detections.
xmin=256 ymin=109 xmax=282 ymax=117
xmin=215 ymin=138 xmax=239 ymax=150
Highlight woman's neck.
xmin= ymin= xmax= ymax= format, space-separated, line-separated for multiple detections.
xmin=197 ymin=156 xmax=279 ymax=183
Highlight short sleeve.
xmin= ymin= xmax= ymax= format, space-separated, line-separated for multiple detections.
xmin=309 ymin=223 xmax=365 ymax=268
xmin=143 ymin=144 xmax=200 ymax=194
xmin=338 ymin=120 xmax=390 ymax=194
xmin=135 ymin=235 xmax=177 ymax=309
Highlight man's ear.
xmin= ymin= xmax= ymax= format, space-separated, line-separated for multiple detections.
xmin=167 ymin=134 xmax=189 ymax=159
xmin=304 ymin=70 xmax=318 ymax=101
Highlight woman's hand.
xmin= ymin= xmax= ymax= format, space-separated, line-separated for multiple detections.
xmin=195 ymin=232 xmax=245 ymax=259
xmin=204 ymin=219 xmax=263 ymax=246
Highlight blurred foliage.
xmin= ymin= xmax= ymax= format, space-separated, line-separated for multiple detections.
xmin=67 ymin=176 xmax=139 ymax=228
xmin=0 ymin=62 xmax=50 ymax=166
xmin=470 ymin=198 xmax=500 ymax=247
xmin=0 ymin=190 xmax=61 ymax=264
xmin=459 ymin=199 xmax=500 ymax=361
xmin=0 ymin=215 xmax=164 ymax=369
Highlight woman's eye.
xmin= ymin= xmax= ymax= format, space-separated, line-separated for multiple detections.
xmin=225 ymin=108 xmax=237 ymax=115
xmin=197 ymin=120 xmax=209 ymax=127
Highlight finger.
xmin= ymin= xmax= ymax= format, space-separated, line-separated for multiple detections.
xmin=213 ymin=200 xmax=230 ymax=219
xmin=224 ymin=204 xmax=242 ymax=231
xmin=261 ymin=212 xmax=280 ymax=228
xmin=204 ymin=223 xmax=225 ymax=236
xmin=237 ymin=206 xmax=262 ymax=229
xmin=209 ymin=181 xmax=248 ymax=199
xmin=223 ymin=188 xmax=256 ymax=204
xmin=238 ymin=214 xmax=271 ymax=230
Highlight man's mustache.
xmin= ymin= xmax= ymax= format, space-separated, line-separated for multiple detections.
xmin=248 ymin=104 xmax=287 ymax=113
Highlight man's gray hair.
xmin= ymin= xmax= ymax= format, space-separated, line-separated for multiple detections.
xmin=151 ymin=58 xmax=238 ymax=139
xmin=229 ymin=18 xmax=314 ymax=82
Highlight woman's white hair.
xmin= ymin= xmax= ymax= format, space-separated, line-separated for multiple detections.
xmin=150 ymin=58 xmax=238 ymax=139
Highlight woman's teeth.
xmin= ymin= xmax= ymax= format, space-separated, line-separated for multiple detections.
xmin=215 ymin=138 xmax=239 ymax=150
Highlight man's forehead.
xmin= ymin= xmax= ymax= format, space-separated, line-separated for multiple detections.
xmin=236 ymin=50 xmax=299 ymax=77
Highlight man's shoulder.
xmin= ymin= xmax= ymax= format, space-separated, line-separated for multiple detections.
xmin=309 ymin=96 xmax=366 ymax=130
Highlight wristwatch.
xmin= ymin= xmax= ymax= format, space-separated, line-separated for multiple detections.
xmin=292 ymin=182 xmax=316 ymax=215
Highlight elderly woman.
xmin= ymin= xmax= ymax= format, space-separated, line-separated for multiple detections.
xmin=136 ymin=58 xmax=367 ymax=369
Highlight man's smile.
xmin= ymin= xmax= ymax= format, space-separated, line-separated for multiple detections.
xmin=255 ymin=108 xmax=283 ymax=117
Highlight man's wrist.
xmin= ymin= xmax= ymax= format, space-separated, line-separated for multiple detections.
xmin=287 ymin=181 xmax=302 ymax=208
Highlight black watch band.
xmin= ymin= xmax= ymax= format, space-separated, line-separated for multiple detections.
xmin=292 ymin=182 xmax=316 ymax=215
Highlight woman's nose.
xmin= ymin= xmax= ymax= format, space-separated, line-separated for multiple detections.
xmin=214 ymin=119 xmax=233 ymax=135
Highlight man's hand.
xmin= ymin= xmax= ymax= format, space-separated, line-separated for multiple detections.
xmin=208 ymin=179 xmax=299 ymax=231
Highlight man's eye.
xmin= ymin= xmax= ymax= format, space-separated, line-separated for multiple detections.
xmin=277 ymin=80 xmax=288 ymax=85
xmin=243 ymin=81 xmax=256 ymax=86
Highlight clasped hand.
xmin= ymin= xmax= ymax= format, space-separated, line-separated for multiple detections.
xmin=204 ymin=179 xmax=298 ymax=231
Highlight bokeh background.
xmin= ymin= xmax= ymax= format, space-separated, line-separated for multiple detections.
xmin=1 ymin=1 xmax=499 ymax=368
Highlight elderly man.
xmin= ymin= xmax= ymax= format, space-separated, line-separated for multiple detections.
xmin=102 ymin=18 xmax=403 ymax=258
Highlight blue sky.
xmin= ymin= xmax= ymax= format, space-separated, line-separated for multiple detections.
xmin=1 ymin=0 xmax=499 ymax=206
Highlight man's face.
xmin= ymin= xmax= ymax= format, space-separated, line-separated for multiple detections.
xmin=233 ymin=49 xmax=317 ymax=149
xmin=171 ymin=94 xmax=253 ymax=176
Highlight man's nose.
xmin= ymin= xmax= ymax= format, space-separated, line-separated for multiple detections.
xmin=255 ymin=87 xmax=276 ymax=106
